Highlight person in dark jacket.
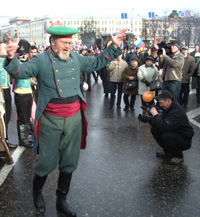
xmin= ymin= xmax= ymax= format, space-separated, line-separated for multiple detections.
xmin=126 ymin=47 xmax=135 ymax=66
xmin=122 ymin=57 xmax=139 ymax=111
xmin=150 ymin=90 xmax=194 ymax=165
xmin=132 ymin=47 xmax=144 ymax=66
xmin=179 ymin=46 xmax=195 ymax=108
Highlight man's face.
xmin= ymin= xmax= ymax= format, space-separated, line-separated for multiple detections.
xmin=158 ymin=98 xmax=172 ymax=110
xmin=136 ymin=49 xmax=140 ymax=53
xmin=29 ymin=49 xmax=38 ymax=59
xmin=195 ymin=45 xmax=199 ymax=52
xmin=181 ymin=49 xmax=188 ymax=56
xmin=0 ymin=43 xmax=7 ymax=56
xmin=51 ymin=38 xmax=72 ymax=61
xmin=171 ymin=45 xmax=179 ymax=53
xmin=151 ymin=52 xmax=157 ymax=58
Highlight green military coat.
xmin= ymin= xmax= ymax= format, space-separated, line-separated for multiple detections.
xmin=4 ymin=44 xmax=122 ymax=156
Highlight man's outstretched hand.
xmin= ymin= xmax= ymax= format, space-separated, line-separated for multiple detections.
xmin=110 ymin=29 xmax=127 ymax=48
xmin=6 ymin=34 xmax=20 ymax=59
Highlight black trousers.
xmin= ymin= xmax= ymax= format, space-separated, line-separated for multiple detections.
xmin=197 ymin=76 xmax=200 ymax=104
xmin=3 ymin=88 xmax=12 ymax=140
xmin=151 ymin=126 xmax=191 ymax=158
xmin=179 ymin=83 xmax=190 ymax=106
xmin=15 ymin=93 xmax=33 ymax=125
xmin=123 ymin=94 xmax=136 ymax=109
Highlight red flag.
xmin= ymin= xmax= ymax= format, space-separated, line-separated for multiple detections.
xmin=154 ymin=34 xmax=158 ymax=49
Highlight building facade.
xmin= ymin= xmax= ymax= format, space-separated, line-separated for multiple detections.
xmin=0 ymin=16 xmax=143 ymax=49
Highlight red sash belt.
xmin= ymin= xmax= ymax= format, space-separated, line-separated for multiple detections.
xmin=44 ymin=100 xmax=80 ymax=117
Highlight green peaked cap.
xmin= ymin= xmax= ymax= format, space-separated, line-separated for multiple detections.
xmin=46 ymin=26 xmax=78 ymax=37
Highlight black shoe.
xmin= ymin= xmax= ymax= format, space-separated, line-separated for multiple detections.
xmin=183 ymin=104 xmax=187 ymax=108
xmin=7 ymin=141 xmax=18 ymax=149
xmin=108 ymin=105 xmax=113 ymax=109
xmin=104 ymin=93 xmax=109 ymax=97
xmin=117 ymin=106 xmax=121 ymax=109
xmin=0 ymin=151 xmax=6 ymax=158
xmin=130 ymin=108 xmax=135 ymax=111
xmin=19 ymin=142 xmax=33 ymax=148
xmin=123 ymin=107 xmax=129 ymax=111
xmin=56 ymin=200 xmax=77 ymax=217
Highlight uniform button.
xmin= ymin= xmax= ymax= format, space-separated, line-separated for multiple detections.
xmin=72 ymin=77 xmax=75 ymax=80
xmin=71 ymin=59 xmax=74 ymax=62
xmin=56 ymin=69 xmax=59 ymax=72
xmin=72 ymin=68 xmax=75 ymax=71
xmin=53 ymin=61 xmax=56 ymax=63
xmin=74 ymin=87 xmax=77 ymax=89
xmin=60 ymin=89 xmax=62 ymax=92
xmin=57 ymin=79 xmax=60 ymax=82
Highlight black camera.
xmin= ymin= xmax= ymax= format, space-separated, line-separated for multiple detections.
xmin=138 ymin=102 xmax=162 ymax=124
xmin=157 ymin=41 xmax=172 ymax=56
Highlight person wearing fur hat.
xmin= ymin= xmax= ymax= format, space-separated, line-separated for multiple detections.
xmin=4 ymin=26 xmax=127 ymax=216
xmin=122 ymin=57 xmax=139 ymax=111
xmin=137 ymin=56 xmax=158 ymax=107
xmin=159 ymin=40 xmax=184 ymax=102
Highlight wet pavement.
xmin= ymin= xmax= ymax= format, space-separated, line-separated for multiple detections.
xmin=0 ymin=78 xmax=200 ymax=217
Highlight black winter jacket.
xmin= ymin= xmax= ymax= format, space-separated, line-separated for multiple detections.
xmin=151 ymin=101 xmax=194 ymax=140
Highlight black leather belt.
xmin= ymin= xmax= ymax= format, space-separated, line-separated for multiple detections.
xmin=49 ymin=95 xmax=79 ymax=104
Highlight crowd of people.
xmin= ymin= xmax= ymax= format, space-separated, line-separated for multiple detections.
xmin=0 ymin=27 xmax=198 ymax=216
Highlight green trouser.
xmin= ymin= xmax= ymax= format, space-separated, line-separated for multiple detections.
xmin=33 ymin=111 xmax=82 ymax=177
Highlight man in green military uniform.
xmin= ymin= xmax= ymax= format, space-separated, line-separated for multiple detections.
xmin=4 ymin=26 xmax=126 ymax=216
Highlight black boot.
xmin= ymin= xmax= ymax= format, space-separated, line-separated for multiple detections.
xmin=33 ymin=174 xmax=47 ymax=213
xmin=25 ymin=122 xmax=33 ymax=144
xmin=17 ymin=122 xmax=33 ymax=148
xmin=56 ymin=172 xmax=77 ymax=217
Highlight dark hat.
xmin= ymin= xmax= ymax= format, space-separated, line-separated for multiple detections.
xmin=155 ymin=90 xmax=173 ymax=100
xmin=136 ymin=47 xmax=140 ymax=50
xmin=16 ymin=39 xmax=30 ymax=55
xmin=130 ymin=47 xmax=134 ymax=49
xmin=181 ymin=46 xmax=188 ymax=50
xmin=46 ymin=26 xmax=78 ymax=38
xmin=151 ymin=46 xmax=158 ymax=53
xmin=130 ymin=57 xmax=140 ymax=64
xmin=145 ymin=56 xmax=154 ymax=62
xmin=171 ymin=40 xmax=180 ymax=49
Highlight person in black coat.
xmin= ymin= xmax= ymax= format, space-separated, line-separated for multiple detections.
xmin=149 ymin=90 xmax=194 ymax=165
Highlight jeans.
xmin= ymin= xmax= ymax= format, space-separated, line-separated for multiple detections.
xmin=109 ymin=82 xmax=123 ymax=107
xmin=162 ymin=81 xmax=181 ymax=102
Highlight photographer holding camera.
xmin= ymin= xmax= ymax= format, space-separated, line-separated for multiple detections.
xmin=149 ymin=90 xmax=194 ymax=165
xmin=159 ymin=41 xmax=184 ymax=102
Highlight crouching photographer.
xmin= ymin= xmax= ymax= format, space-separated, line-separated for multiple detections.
xmin=149 ymin=90 xmax=194 ymax=165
